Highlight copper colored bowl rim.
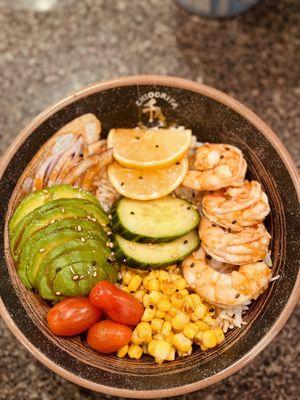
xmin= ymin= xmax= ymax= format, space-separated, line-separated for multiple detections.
xmin=0 ymin=75 xmax=299 ymax=398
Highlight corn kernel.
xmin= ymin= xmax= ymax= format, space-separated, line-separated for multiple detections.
xmin=134 ymin=292 xmax=144 ymax=303
xmin=178 ymin=347 xmax=193 ymax=357
xmin=191 ymin=303 xmax=207 ymax=320
xmin=170 ymin=273 xmax=182 ymax=282
xmin=143 ymin=276 xmax=152 ymax=290
xmin=149 ymin=270 xmax=160 ymax=278
xmin=168 ymin=306 xmax=178 ymax=317
xmin=161 ymin=321 xmax=172 ymax=337
xmin=188 ymin=293 xmax=202 ymax=306
xmin=136 ymin=322 xmax=152 ymax=343
xmin=131 ymin=329 xmax=143 ymax=345
xmin=203 ymin=315 xmax=218 ymax=327
xmin=164 ymin=332 xmax=174 ymax=343
xmin=122 ymin=286 xmax=131 ymax=293
xmin=175 ymin=277 xmax=187 ymax=291
xmin=171 ymin=312 xmax=190 ymax=331
xmin=117 ymin=344 xmax=129 ymax=358
xmin=151 ymin=318 xmax=164 ymax=332
xmin=154 ymin=333 xmax=164 ymax=341
xmin=202 ymin=330 xmax=218 ymax=349
xmin=170 ymin=292 xmax=184 ymax=309
xmin=179 ymin=289 xmax=189 ymax=297
xmin=148 ymin=340 xmax=158 ymax=356
xmin=157 ymin=298 xmax=171 ymax=312
xmin=155 ymin=310 xmax=166 ymax=318
xmin=194 ymin=331 xmax=203 ymax=345
xmin=184 ymin=297 xmax=195 ymax=314
xmin=183 ymin=322 xmax=199 ymax=339
xmin=164 ymin=314 xmax=172 ymax=321
xmin=200 ymin=343 xmax=209 ymax=351
xmin=158 ymin=270 xmax=170 ymax=282
xmin=148 ymin=278 xmax=160 ymax=291
xmin=166 ymin=346 xmax=176 ymax=361
xmin=213 ymin=327 xmax=225 ymax=344
xmin=141 ymin=306 xmax=156 ymax=322
xmin=160 ymin=281 xmax=176 ymax=295
xmin=128 ymin=275 xmax=142 ymax=291
xmin=123 ymin=271 xmax=133 ymax=285
xmin=149 ymin=290 xmax=162 ymax=305
xmin=172 ymin=333 xmax=192 ymax=353
xmin=195 ymin=321 xmax=210 ymax=331
xmin=142 ymin=294 xmax=151 ymax=307
xmin=154 ymin=340 xmax=171 ymax=363
xmin=128 ymin=344 xmax=143 ymax=359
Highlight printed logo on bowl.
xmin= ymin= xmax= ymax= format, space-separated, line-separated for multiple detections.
xmin=136 ymin=91 xmax=178 ymax=127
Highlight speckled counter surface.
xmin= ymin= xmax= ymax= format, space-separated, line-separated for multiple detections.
xmin=0 ymin=0 xmax=299 ymax=399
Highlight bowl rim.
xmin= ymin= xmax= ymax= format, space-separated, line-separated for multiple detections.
xmin=0 ymin=75 xmax=299 ymax=398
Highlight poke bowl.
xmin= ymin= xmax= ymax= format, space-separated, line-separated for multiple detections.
xmin=0 ymin=75 xmax=299 ymax=398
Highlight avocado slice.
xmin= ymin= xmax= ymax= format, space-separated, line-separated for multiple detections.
xmin=18 ymin=218 xmax=107 ymax=288
xmin=9 ymin=184 xmax=100 ymax=233
xmin=52 ymin=261 xmax=108 ymax=297
xmin=37 ymin=240 xmax=117 ymax=300
xmin=11 ymin=198 xmax=109 ymax=259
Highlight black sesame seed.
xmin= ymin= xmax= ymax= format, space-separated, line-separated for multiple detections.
xmin=130 ymin=211 xmax=135 ymax=215
xmin=92 ymin=261 xmax=97 ymax=266
xmin=139 ymin=176 xmax=143 ymax=180
xmin=175 ymin=161 xmax=180 ymax=165
xmin=232 ymin=220 xmax=237 ymax=224
xmin=258 ymin=260 xmax=264 ymax=262
xmin=209 ymin=191 xmax=213 ymax=194
xmin=235 ymin=293 xmax=240 ymax=298
xmin=121 ymin=182 xmax=124 ymax=186
xmin=187 ymin=206 xmax=191 ymax=210
xmin=192 ymin=192 xmax=195 ymax=197
xmin=190 ymin=262 xmax=195 ymax=268
xmin=149 ymin=305 xmax=154 ymax=309
xmin=184 ymin=240 xmax=188 ymax=244
xmin=135 ymin=136 xmax=140 ymax=139
xmin=206 ymin=255 xmax=212 ymax=260
xmin=225 ymin=146 xmax=230 ymax=150
xmin=209 ymin=308 xmax=215 ymax=313
xmin=212 ymin=224 xmax=216 ymax=227
xmin=106 ymin=258 xmax=113 ymax=264
xmin=155 ymin=144 xmax=159 ymax=148
xmin=220 ymin=155 xmax=224 ymax=159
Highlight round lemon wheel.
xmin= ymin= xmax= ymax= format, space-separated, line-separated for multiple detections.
xmin=108 ymin=158 xmax=189 ymax=200
xmin=107 ymin=128 xmax=191 ymax=169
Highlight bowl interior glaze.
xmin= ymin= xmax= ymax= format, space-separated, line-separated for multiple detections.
xmin=0 ymin=76 xmax=299 ymax=398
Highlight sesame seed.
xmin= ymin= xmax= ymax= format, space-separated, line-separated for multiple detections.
xmin=130 ymin=211 xmax=135 ymax=215
xmin=107 ymin=231 xmax=112 ymax=235
xmin=184 ymin=240 xmax=188 ymax=244
xmin=138 ymin=176 xmax=143 ymax=180
xmin=77 ymin=225 xmax=82 ymax=231
xmin=135 ymin=136 xmax=140 ymax=140
xmin=123 ymin=258 xmax=127 ymax=263
xmin=171 ymin=254 xmax=178 ymax=259
xmin=81 ymin=237 xmax=86 ymax=243
xmin=43 ymin=189 xmax=49 ymax=194
xmin=109 ymin=242 xmax=114 ymax=248
xmin=175 ymin=161 xmax=180 ymax=165
xmin=93 ymin=271 xmax=98 ymax=277
xmin=39 ymin=248 xmax=45 ymax=253
xmin=91 ymin=217 xmax=96 ymax=222
xmin=55 ymin=291 xmax=61 ymax=296
xmin=72 ymin=275 xmax=79 ymax=281
xmin=87 ymin=215 xmax=92 ymax=220
xmin=235 ymin=293 xmax=240 ymax=298
xmin=106 ymin=242 xmax=110 ymax=247
xmin=108 ymin=214 xmax=112 ymax=220
xmin=232 ymin=220 xmax=237 ymax=224
xmin=50 ymin=219 xmax=55 ymax=224
xmin=101 ymin=222 xmax=107 ymax=227
xmin=209 ymin=308 xmax=215 ymax=313
xmin=79 ymin=275 xmax=85 ymax=280
xmin=106 ymin=257 xmax=113 ymax=264
xmin=61 ymin=208 xmax=65 ymax=213
xmin=187 ymin=206 xmax=191 ymax=210
xmin=121 ymin=182 xmax=124 ymax=186
xmin=190 ymin=263 xmax=195 ymax=268
xmin=155 ymin=144 xmax=159 ymax=148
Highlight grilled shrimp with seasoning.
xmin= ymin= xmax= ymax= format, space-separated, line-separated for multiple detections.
xmin=182 ymin=247 xmax=272 ymax=308
xmin=183 ymin=143 xmax=247 ymax=191
xmin=199 ymin=216 xmax=271 ymax=265
xmin=202 ymin=180 xmax=270 ymax=231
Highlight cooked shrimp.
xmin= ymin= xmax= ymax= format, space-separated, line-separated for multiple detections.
xmin=183 ymin=143 xmax=247 ymax=191
xmin=199 ymin=216 xmax=271 ymax=265
xmin=182 ymin=247 xmax=272 ymax=308
xmin=202 ymin=180 xmax=270 ymax=231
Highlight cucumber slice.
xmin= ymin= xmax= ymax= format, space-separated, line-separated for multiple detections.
xmin=9 ymin=184 xmax=100 ymax=233
xmin=112 ymin=196 xmax=200 ymax=243
xmin=114 ymin=230 xmax=200 ymax=269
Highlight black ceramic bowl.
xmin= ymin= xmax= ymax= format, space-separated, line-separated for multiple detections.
xmin=0 ymin=76 xmax=299 ymax=398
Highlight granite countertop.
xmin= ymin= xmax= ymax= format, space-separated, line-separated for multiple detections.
xmin=0 ymin=0 xmax=299 ymax=399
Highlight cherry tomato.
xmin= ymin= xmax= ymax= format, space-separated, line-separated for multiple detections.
xmin=87 ymin=320 xmax=132 ymax=353
xmin=89 ymin=281 xmax=144 ymax=325
xmin=47 ymin=297 xmax=102 ymax=336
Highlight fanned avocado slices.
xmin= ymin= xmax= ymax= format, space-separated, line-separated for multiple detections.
xmin=9 ymin=185 xmax=118 ymax=301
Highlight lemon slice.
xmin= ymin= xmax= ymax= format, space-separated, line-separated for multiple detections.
xmin=108 ymin=158 xmax=189 ymax=200
xmin=107 ymin=128 xmax=191 ymax=169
